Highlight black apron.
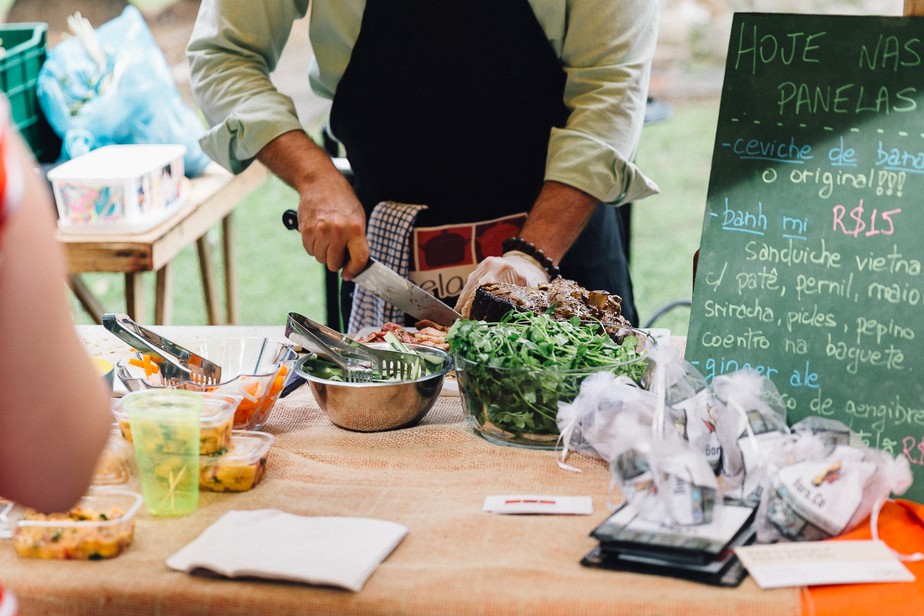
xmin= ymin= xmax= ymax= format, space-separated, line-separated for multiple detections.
xmin=329 ymin=0 xmax=637 ymax=326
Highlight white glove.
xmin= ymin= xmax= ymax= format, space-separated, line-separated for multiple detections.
xmin=454 ymin=251 xmax=550 ymax=318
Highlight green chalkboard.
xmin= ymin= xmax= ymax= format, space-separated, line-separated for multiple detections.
xmin=686 ymin=13 xmax=924 ymax=502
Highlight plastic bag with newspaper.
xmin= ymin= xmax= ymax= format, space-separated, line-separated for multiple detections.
xmin=36 ymin=6 xmax=210 ymax=176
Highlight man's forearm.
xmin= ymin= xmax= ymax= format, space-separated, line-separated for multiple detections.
xmin=257 ymin=129 xmax=342 ymax=193
xmin=517 ymin=181 xmax=599 ymax=263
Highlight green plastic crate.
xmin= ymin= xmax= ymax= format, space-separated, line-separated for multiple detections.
xmin=0 ymin=22 xmax=61 ymax=163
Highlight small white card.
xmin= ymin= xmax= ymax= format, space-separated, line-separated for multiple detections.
xmin=734 ymin=540 xmax=915 ymax=589
xmin=482 ymin=495 xmax=593 ymax=515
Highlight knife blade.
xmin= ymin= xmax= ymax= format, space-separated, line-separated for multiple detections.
xmin=282 ymin=209 xmax=462 ymax=326
xmin=353 ymin=258 xmax=462 ymax=326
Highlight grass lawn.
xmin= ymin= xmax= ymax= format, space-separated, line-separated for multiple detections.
xmin=631 ymin=97 xmax=721 ymax=337
xmin=69 ymin=97 xmax=722 ymax=337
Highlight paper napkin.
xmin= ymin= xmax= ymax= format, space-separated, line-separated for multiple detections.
xmin=166 ymin=509 xmax=408 ymax=591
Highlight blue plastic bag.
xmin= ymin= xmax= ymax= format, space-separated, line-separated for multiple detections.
xmin=36 ymin=6 xmax=210 ymax=176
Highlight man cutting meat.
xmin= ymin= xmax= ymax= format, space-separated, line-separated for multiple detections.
xmin=187 ymin=0 xmax=659 ymax=329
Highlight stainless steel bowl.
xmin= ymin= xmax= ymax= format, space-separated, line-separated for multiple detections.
xmin=295 ymin=343 xmax=453 ymax=432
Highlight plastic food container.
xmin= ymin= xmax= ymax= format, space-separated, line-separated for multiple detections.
xmin=199 ymin=431 xmax=274 ymax=492
xmin=92 ymin=356 xmax=115 ymax=394
xmin=48 ymin=144 xmax=186 ymax=233
xmin=8 ymin=489 xmax=142 ymax=560
xmin=113 ymin=391 xmax=238 ymax=455
xmin=115 ymin=337 xmax=297 ymax=431
xmin=92 ymin=428 xmax=138 ymax=487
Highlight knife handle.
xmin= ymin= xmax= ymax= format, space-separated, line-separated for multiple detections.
xmin=282 ymin=209 xmax=358 ymax=272
xmin=282 ymin=209 xmax=298 ymax=231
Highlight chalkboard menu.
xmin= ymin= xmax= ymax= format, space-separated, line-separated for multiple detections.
xmin=686 ymin=13 xmax=924 ymax=501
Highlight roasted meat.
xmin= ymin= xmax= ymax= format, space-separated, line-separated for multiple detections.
xmin=356 ymin=321 xmax=450 ymax=350
xmin=468 ymin=278 xmax=631 ymax=330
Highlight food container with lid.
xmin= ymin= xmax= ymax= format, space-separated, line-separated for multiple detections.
xmin=199 ymin=431 xmax=274 ymax=492
xmin=8 ymin=488 xmax=142 ymax=560
xmin=92 ymin=427 xmax=138 ymax=487
xmin=48 ymin=144 xmax=186 ymax=233
xmin=115 ymin=337 xmax=296 ymax=431
xmin=114 ymin=391 xmax=238 ymax=455
xmin=91 ymin=356 xmax=115 ymax=394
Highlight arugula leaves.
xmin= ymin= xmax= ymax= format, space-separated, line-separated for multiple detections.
xmin=447 ymin=311 xmax=648 ymax=438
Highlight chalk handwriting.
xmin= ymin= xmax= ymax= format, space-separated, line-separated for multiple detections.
xmin=703 ymin=297 xmax=775 ymax=322
xmin=854 ymin=246 xmax=922 ymax=275
xmin=855 ymin=317 xmax=915 ymax=346
xmin=735 ymin=266 xmax=780 ymax=295
xmin=727 ymin=136 xmax=812 ymax=163
xmin=776 ymin=83 xmax=917 ymax=116
xmin=692 ymin=356 xmax=780 ymax=383
xmin=699 ymin=328 xmax=771 ymax=350
xmin=866 ymin=281 xmax=923 ymax=306
xmin=858 ymin=34 xmax=923 ymax=72
xmin=831 ymin=199 xmax=901 ymax=237
xmin=733 ymin=24 xmax=825 ymax=75
xmin=875 ymin=140 xmax=924 ymax=173
xmin=901 ymin=436 xmax=924 ymax=466
xmin=689 ymin=13 xmax=924 ymax=499
xmin=825 ymin=334 xmax=905 ymax=374
xmin=722 ymin=198 xmax=768 ymax=234
xmin=744 ymin=238 xmax=841 ymax=268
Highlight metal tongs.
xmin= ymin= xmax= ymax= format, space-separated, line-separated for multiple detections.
xmin=102 ymin=313 xmax=223 ymax=386
xmin=287 ymin=325 xmax=374 ymax=384
xmin=285 ymin=312 xmax=425 ymax=383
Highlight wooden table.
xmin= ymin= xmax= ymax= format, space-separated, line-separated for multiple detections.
xmin=0 ymin=326 xmax=804 ymax=616
xmin=5 ymin=326 xmax=923 ymax=614
xmin=57 ymin=162 xmax=270 ymax=325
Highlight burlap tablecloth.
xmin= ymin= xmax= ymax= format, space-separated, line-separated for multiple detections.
xmin=0 ymin=327 xmax=800 ymax=615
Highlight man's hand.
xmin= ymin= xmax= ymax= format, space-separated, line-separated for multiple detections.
xmin=455 ymin=252 xmax=549 ymax=318
xmin=294 ymin=170 xmax=370 ymax=279
xmin=258 ymin=130 xmax=370 ymax=279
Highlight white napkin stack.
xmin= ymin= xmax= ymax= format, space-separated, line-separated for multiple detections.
xmin=166 ymin=509 xmax=408 ymax=591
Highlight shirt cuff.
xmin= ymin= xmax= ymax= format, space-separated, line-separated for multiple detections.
xmin=199 ymin=112 xmax=306 ymax=174
xmin=546 ymin=128 xmax=660 ymax=206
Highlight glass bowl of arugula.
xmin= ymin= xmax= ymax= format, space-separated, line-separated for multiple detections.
xmin=447 ymin=312 xmax=653 ymax=449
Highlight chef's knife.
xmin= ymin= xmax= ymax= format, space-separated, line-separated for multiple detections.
xmin=352 ymin=258 xmax=462 ymax=326
xmin=282 ymin=209 xmax=462 ymax=326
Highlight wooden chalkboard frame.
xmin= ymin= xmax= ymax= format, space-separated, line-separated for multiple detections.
xmin=685 ymin=10 xmax=924 ymax=502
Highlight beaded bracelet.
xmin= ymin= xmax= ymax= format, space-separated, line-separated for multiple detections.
xmin=502 ymin=236 xmax=561 ymax=279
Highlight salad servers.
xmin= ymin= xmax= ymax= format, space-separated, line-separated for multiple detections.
xmin=285 ymin=312 xmax=426 ymax=383
xmin=102 ymin=313 xmax=223 ymax=386
xmin=284 ymin=315 xmax=373 ymax=383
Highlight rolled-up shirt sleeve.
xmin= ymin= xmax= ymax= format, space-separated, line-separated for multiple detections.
xmin=186 ymin=0 xmax=309 ymax=173
xmin=545 ymin=0 xmax=660 ymax=206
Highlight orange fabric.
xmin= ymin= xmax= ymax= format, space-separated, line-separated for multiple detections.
xmin=801 ymin=499 xmax=924 ymax=615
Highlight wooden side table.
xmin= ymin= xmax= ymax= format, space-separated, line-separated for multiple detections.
xmin=56 ymin=161 xmax=270 ymax=325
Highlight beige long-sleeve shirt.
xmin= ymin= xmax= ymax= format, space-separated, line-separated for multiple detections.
xmin=187 ymin=0 xmax=660 ymax=205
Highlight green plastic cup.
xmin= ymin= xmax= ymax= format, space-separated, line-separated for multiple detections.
xmin=123 ymin=390 xmax=202 ymax=517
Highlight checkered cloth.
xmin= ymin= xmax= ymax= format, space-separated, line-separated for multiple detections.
xmin=348 ymin=201 xmax=428 ymax=332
